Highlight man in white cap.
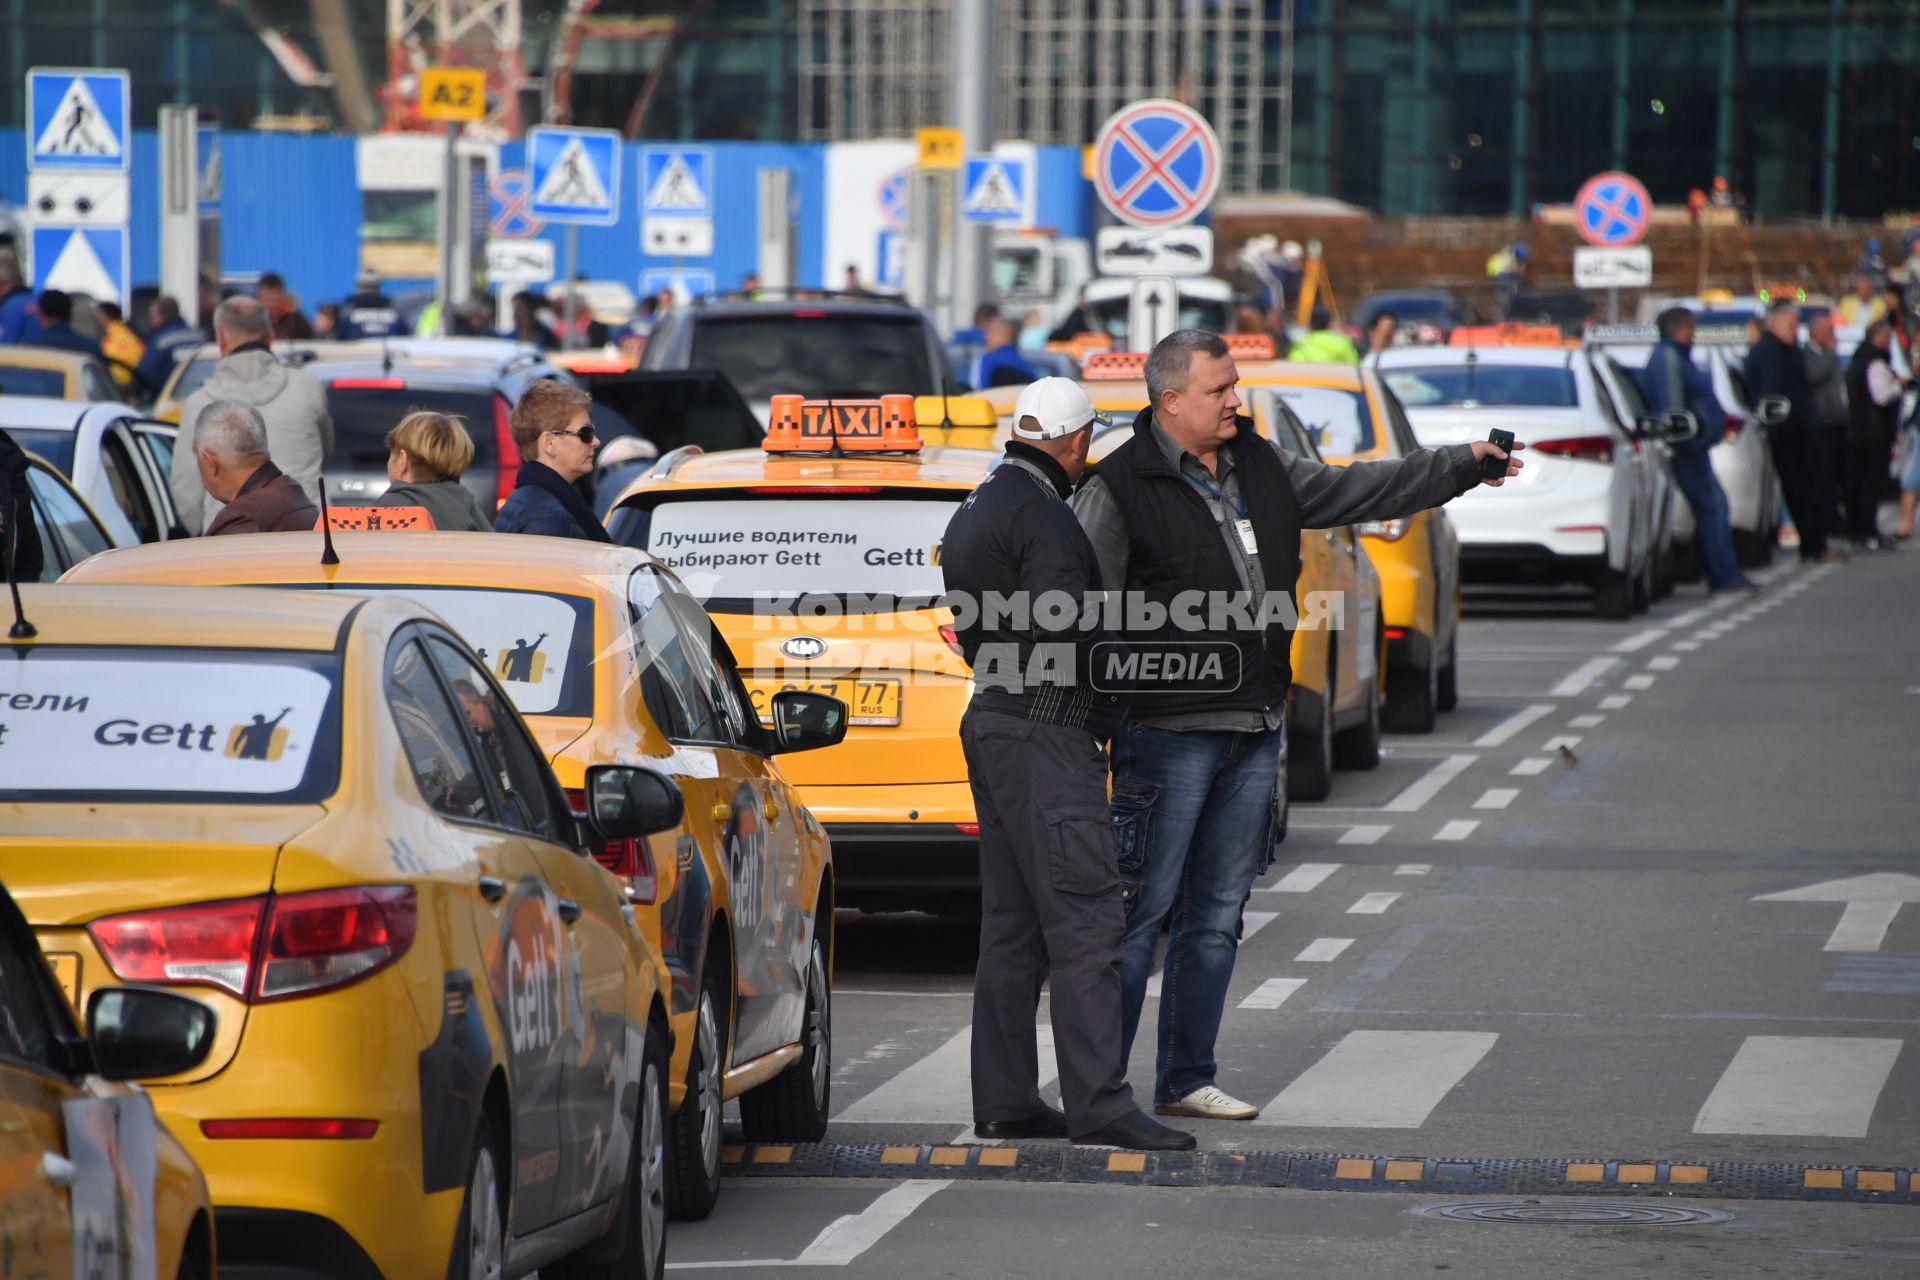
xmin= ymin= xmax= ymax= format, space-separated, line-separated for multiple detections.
xmin=940 ymin=377 xmax=1197 ymax=1152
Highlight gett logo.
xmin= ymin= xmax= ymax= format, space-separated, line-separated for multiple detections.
xmin=491 ymin=634 xmax=549 ymax=685
xmin=93 ymin=707 xmax=293 ymax=761
xmin=226 ymin=707 xmax=293 ymax=761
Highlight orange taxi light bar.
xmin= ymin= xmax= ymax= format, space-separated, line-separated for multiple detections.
xmin=764 ymin=394 xmax=922 ymax=453
xmin=1082 ymin=352 xmax=1150 ymax=381
xmin=315 ymin=505 xmax=436 ymax=531
xmin=1447 ymin=323 xmax=1570 ymax=348
xmin=1046 ymin=331 xmax=1114 ymax=361
xmin=1222 ymin=333 xmax=1277 ymax=361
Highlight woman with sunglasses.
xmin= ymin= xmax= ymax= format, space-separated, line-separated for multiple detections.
xmin=494 ymin=379 xmax=612 ymax=541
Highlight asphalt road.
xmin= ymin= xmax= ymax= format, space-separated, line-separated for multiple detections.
xmin=670 ymin=548 xmax=1920 ymax=1277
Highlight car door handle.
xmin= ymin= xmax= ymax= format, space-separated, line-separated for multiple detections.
xmin=557 ymin=898 xmax=582 ymax=925
xmin=477 ymin=876 xmax=507 ymax=904
xmin=40 ymin=1151 xmax=78 ymax=1189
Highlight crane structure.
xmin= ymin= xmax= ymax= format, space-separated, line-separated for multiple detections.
xmin=384 ymin=0 xmax=527 ymax=136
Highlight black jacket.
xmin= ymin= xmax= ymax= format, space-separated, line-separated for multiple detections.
xmin=0 ymin=429 xmax=47 ymax=584
xmin=940 ymin=441 xmax=1126 ymax=737
xmin=1846 ymin=342 xmax=1899 ymax=445
xmin=1744 ymin=332 xmax=1815 ymax=435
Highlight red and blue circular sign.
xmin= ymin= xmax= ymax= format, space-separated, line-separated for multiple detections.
xmin=1574 ymin=171 xmax=1652 ymax=247
xmin=1093 ymin=99 xmax=1222 ymax=229
xmin=488 ymin=170 xmax=544 ymax=239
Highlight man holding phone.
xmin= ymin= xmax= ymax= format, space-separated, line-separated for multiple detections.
xmin=1073 ymin=328 xmax=1520 ymax=1123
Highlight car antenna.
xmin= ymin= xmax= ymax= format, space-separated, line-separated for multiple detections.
xmin=316 ymin=476 xmax=340 ymax=567
xmin=0 ymin=472 xmax=35 ymax=639
xmin=938 ymin=376 xmax=956 ymax=434
xmin=381 ymin=330 xmax=393 ymax=377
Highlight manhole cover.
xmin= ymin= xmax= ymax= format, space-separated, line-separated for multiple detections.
xmin=1414 ymin=1200 xmax=1733 ymax=1226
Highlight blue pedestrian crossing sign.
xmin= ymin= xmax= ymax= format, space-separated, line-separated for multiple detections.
xmin=32 ymin=226 xmax=126 ymax=307
xmin=527 ymin=126 xmax=621 ymax=226
xmin=28 ymin=68 xmax=130 ymax=172
xmin=962 ymin=155 xmax=1026 ymax=225
xmin=642 ymin=148 xmax=713 ymax=219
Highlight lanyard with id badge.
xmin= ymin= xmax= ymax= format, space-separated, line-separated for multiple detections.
xmin=1186 ymin=470 xmax=1259 ymax=557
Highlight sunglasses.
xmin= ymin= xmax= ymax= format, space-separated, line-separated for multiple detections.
xmin=547 ymin=425 xmax=596 ymax=445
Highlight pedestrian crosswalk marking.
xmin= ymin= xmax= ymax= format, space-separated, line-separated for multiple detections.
xmin=535 ymin=136 xmax=611 ymax=211
xmin=1433 ymin=819 xmax=1479 ymax=841
xmin=34 ymin=77 xmax=119 ymax=160
xmin=1622 ymin=674 xmax=1657 ymax=690
xmin=1473 ymin=704 xmax=1554 ymax=747
xmin=1693 ymin=1036 xmax=1902 ymax=1138
xmin=1598 ymin=694 xmax=1633 ymax=709
xmin=1647 ymin=655 xmax=1680 ymax=671
xmin=1549 ymin=658 xmax=1617 ymax=697
xmin=1347 ymin=892 xmax=1400 ymax=915
xmin=1338 ymin=825 xmax=1391 ymax=846
xmin=1238 ymin=978 xmax=1307 ymax=1010
xmin=1146 ymin=912 xmax=1277 ymax=999
xmin=1257 ymin=1030 xmax=1499 ymax=1128
xmin=1393 ymin=864 xmax=1431 ymax=876
xmin=835 ymin=1024 xmax=1057 ymax=1125
xmin=1383 ymin=755 xmax=1476 ymax=812
xmin=1510 ymin=757 xmax=1550 ymax=776
xmin=1295 ymin=938 xmax=1353 ymax=962
xmin=1568 ymin=714 xmax=1606 ymax=729
xmin=1260 ymin=862 xmax=1340 ymax=893
xmin=1473 ymin=788 xmax=1517 ymax=810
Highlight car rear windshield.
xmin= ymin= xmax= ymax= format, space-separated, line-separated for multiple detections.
xmin=0 ymin=647 xmax=342 ymax=803
xmin=623 ymin=494 xmax=962 ymax=613
xmin=324 ymin=387 xmax=497 ymax=471
xmin=1267 ymin=386 xmax=1374 ymax=457
xmin=1085 ymin=295 xmax=1233 ymax=343
xmin=0 ymin=368 xmax=68 ymax=399
xmin=1384 ymin=365 xmax=1579 ymax=409
xmin=1359 ymin=296 xmax=1455 ymax=325
xmin=687 ymin=316 xmax=937 ymax=402
xmin=264 ymin=584 xmax=593 ymax=718
xmin=2 ymin=427 xmax=75 ymax=474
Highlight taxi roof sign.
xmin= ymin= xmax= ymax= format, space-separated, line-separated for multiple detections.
xmin=914 ymin=394 xmax=997 ymax=429
xmin=1082 ymin=351 xmax=1150 ymax=381
xmin=316 ymin=506 xmax=436 ymax=531
xmin=765 ymin=395 xmax=922 ymax=453
xmin=1222 ymin=333 xmax=1277 ymax=361
xmin=1447 ymin=323 xmax=1571 ymax=348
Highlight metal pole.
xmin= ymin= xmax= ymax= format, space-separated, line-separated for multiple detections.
xmin=1611 ymin=0 xmax=1632 ymax=171
xmin=1278 ymin=0 xmax=1295 ymax=194
xmin=437 ymin=121 xmax=460 ymax=337
xmin=563 ymin=224 xmax=578 ymax=350
xmin=1820 ymin=0 xmax=1843 ymax=222
xmin=1409 ymin=0 xmax=1428 ymax=213
xmin=950 ymin=0 xmax=994 ymax=335
xmin=1510 ymin=0 xmax=1534 ymax=218
xmin=1714 ymin=0 xmax=1737 ymax=190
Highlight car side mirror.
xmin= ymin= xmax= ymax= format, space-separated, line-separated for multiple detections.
xmin=1636 ymin=410 xmax=1698 ymax=443
xmin=86 ymin=987 xmax=217 ymax=1081
xmin=584 ymin=764 xmax=685 ymax=841
xmin=1754 ymin=394 xmax=1792 ymax=428
xmin=769 ymin=690 xmax=849 ymax=754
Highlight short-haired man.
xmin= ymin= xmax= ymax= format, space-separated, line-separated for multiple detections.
xmin=1074 ymin=329 xmax=1518 ymax=1121
xmin=256 ymin=271 xmax=314 ymax=341
xmin=27 ymin=290 xmax=105 ymax=361
xmin=1641 ymin=307 xmax=1754 ymax=593
xmin=194 ymin=399 xmax=319 ymax=535
xmin=942 ymin=377 xmax=1196 ymax=1153
xmin=135 ymin=295 xmax=201 ymax=393
xmin=494 ymin=379 xmax=608 ymax=540
xmin=171 ymin=295 xmax=333 ymax=533
xmin=1744 ymin=299 xmax=1843 ymax=562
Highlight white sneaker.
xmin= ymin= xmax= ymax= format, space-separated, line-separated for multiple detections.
xmin=1154 ymin=1085 xmax=1259 ymax=1120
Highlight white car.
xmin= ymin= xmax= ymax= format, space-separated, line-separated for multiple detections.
xmin=1 ymin=396 xmax=181 ymax=547
xmin=1586 ymin=326 xmax=1781 ymax=570
xmin=1372 ymin=345 xmax=1676 ymax=620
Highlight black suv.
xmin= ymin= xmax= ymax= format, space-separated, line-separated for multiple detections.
xmin=635 ymin=293 xmax=949 ymax=425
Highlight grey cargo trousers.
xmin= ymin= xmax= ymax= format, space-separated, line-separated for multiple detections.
xmin=961 ymin=706 xmax=1137 ymax=1137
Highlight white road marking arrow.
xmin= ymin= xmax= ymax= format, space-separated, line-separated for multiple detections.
xmin=1754 ymin=873 xmax=1920 ymax=952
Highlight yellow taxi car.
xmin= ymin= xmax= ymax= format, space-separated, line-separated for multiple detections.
xmin=1245 ymin=363 xmax=1463 ymax=732
xmin=0 ymin=876 xmax=217 ymax=1280
xmin=1 ymin=584 xmax=684 ymax=1280
xmin=606 ymin=398 xmax=986 ymax=912
xmin=62 ymin=531 xmax=843 ymax=1224
xmin=0 ymin=345 xmax=122 ymax=403
xmin=1049 ymin=359 xmax=1387 ymax=802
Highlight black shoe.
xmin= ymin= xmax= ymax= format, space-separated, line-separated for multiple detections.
xmin=974 ymin=1104 xmax=1069 ymax=1140
xmin=1071 ymin=1108 xmax=1197 ymax=1151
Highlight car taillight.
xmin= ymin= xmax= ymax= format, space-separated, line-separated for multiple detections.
xmin=88 ymin=887 xmax=416 ymax=1004
xmin=201 ymin=1119 xmax=379 ymax=1140
xmin=1531 ymin=435 xmax=1614 ymax=464
xmin=1384 ymin=626 xmax=1408 ymax=640
xmin=1357 ymin=517 xmax=1409 ymax=541
xmin=938 ymin=623 xmax=965 ymax=657
xmin=1724 ymin=413 xmax=1745 ymax=440
xmin=566 ymin=789 xmax=660 ymax=904
xmin=494 ymin=393 xmax=517 ymax=509
xmin=328 ymin=378 xmax=405 ymax=390
xmin=955 ymin=822 xmax=980 ymax=835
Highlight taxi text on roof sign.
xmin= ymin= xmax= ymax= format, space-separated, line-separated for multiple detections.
xmin=418 ymin=67 xmax=487 ymax=122
xmin=765 ymin=396 xmax=923 ymax=453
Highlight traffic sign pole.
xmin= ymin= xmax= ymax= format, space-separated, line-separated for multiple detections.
xmin=563 ymin=225 xmax=578 ymax=351
xmin=437 ymin=122 xmax=461 ymax=337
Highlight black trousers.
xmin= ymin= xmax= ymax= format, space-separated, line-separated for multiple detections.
xmin=1768 ymin=425 xmax=1832 ymax=558
xmin=961 ymin=707 xmax=1137 ymax=1137
xmin=1845 ymin=433 xmax=1893 ymax=542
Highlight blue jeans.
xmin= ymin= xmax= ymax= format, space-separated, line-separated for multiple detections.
xmin=1110 ymin=720 xmax=1283 ymax=1104
xmin=1671 ymin=451 xmax=1744 ymax=589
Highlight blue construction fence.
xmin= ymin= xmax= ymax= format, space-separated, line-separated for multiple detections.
xmin=0 ymin=130 xmax=1094 ymax=317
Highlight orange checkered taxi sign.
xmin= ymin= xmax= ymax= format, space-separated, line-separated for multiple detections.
xmin=1081 ymin=352 xmax=1150 ymax=381
xmin=764 ymin=395 xmax=921 ymax=452
xmin=1222 ymin=333 xmax=1277 ymax=361
xmin=316 ymin=505 xmax=437 ymax=531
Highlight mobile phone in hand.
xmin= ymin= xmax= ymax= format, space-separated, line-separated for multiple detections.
xmin=1481 ymin=428 xmax=1515 ymax=482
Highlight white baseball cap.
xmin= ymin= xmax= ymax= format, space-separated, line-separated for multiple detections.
xmin=1011 ymin=377 xmax=1109 ymax=440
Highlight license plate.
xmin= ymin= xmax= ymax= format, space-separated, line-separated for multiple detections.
xmin=46 ymin=953 xmax=80 ymax=1013
xmin=749 ymin=677 xmax=901 ymax=727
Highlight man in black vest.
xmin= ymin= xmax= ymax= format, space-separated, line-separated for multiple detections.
xmin=1844 ymin=319 xmax=1906 ymax=549
xmin=943 ymin=377 xmax=1196 ymax=1152
xmin=1074 ymin=329 xmax=1518 ymax=1121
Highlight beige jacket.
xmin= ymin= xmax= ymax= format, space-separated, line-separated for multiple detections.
xmin=171 ymin=348 xmax=333 ymax=533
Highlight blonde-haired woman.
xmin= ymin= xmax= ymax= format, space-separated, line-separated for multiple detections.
xmin=374 ymin=410 xmax=493 ymax=531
